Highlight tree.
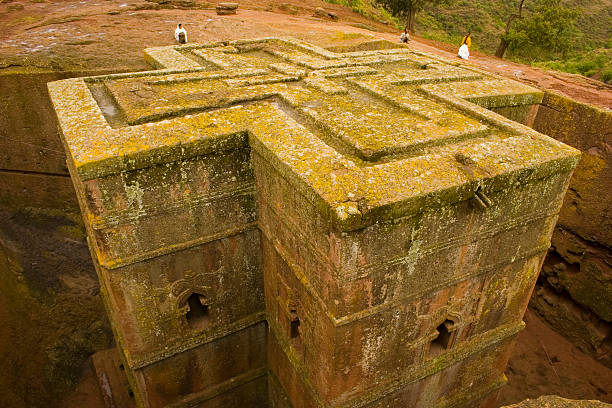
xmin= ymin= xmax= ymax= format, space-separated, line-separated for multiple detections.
xmin=496 ymin=0 xmax=580 ymax=60
xmin=495 ymin=0 xmax=526 ymax=58
xmin=376 ymin=0 xmax=452 ymax=33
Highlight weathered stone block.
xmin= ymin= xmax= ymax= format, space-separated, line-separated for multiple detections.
xmin=262 ymin=230 xmax=538 ymax=405
xmin=530 ymin=91 xmax=611 ymax=365
xmin=131 ymin=322 xmax=267 ymax=408
xmin=48 ymin=37 xmax=580 ymax=407
xmin=70 ymin=136 xmax=256 ymax=268
xmin=503 ymin=395 xmax=612 ymax=408
xmin=94 ymin=230 xmax=264 ymax=365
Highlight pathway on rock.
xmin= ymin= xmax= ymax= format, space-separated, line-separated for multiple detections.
xmin=1 ymin=0 xmax=610 ymax=108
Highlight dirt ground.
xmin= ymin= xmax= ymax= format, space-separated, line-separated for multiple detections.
xmin=1 ymin=0 xmax=611 ymax=406
xmin=498 ymin=310 xmax=612 ymax=406
xmin=1 ymin=0 xmax=611 ymax=108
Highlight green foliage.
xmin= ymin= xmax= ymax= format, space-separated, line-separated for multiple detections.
xmin=415 ymin=0 xmax=516 ymax=51
xmin=345 ymin=0 xmax=612 ymax=82
xmin=375 ymin=0 xmax=450 ymax=18
xmin=504 ymin=0 xmax=581 ymax=60
xmin=536 ymin=48 xmax=612 ymax=83
xmin=375 ymin=0 xmax=453 ymax=29
xmin=324 ymin=0 xmax=400 ymax=25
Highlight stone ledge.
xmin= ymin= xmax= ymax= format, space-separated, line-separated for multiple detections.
xmin=502 ymin=395 xmax=612 ymax=408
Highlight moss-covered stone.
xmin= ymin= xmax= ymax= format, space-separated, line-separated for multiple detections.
xmin=531 ymin=90 xmax=611 ymax=366
xmin=48 ymin=37 xmax=580 ymax=408
xmin=502 ymin=395 xmax=611 ymax=408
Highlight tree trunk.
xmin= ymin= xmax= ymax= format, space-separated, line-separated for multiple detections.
xmin=496 ymin=38 xmax=509 ymax=58
xmin=496 ymin=0 xmax=526 ymax=59
xmin=407 ymin=8 xmax=417 ymax=32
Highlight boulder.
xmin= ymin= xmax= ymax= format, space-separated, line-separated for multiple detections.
xmin=314 ymin=7 xmax=338 ymax=20
xmin=216 ymin=2 xmax=238 ymax=14
xmin=217 ymin=2 xmax=238 ymax=9
xmin=279 ymin=2 xmax=299 ymax=15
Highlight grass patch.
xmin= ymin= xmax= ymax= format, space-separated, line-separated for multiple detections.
xmin=353 ymin=0 xmax=612 ymax=83
xmin=323 ymin=0 xmax=398 ymax=26
xmin=535 ymin=48 xmax=612 ymax=83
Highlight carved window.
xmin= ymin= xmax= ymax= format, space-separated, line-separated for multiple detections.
xmin=289 ymin=307 xmax=300 ymax=339
xmin=185 ymin=293 xmax=210 ymax=331
xmin=429 ymin=319 xmax=455 ymax=358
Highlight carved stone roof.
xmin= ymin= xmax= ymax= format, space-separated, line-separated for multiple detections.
xmin=48 ymin=37 xmax=579 ymax=231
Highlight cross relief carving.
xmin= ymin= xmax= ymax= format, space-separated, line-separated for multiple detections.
xmin=52 ymin=38 xmax=569 ymax=236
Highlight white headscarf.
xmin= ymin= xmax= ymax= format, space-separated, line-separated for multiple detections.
xmin=175 ymin=24 xmax=187 ymax=43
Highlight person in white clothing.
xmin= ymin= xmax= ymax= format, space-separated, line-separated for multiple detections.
xmin=458 ymin=32 xmax=470 ymax=60
xmin=175 ymin=23 xmax=187 ymax=44
xmin=458 ymin=43 xmax=469 ymax=59
xmin=399 ymin=27 xmax=410 ymax=43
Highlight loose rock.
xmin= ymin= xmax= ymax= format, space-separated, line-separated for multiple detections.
xmin=217 ymin=2 xmax=238 ymax=10
xmin=279 ymin=3 xmax=299 ymax=15
xmin=216 ymin=2 xmax=238 ymax=15
xmin=314 ymin=7 xmax=338 ymax=20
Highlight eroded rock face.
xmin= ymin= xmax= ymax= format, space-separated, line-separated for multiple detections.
xmin=0 ymin=68 xmax=135 ymax=407
xmin=0 ymin=210 xmax=112 ymax=408
xmin=48 ymin=38 xmax=579 ymax=407
xmin=531 ymin=92 xmax=612 ymax=367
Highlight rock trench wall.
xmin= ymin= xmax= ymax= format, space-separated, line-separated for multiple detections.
xmin=0 ymin=68 xmax=135 ymax=408
xmin=529 ymin=92 xmax=611 ymax=367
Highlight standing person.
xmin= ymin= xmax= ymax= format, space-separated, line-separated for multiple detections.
xmin=458 ymin=32 xmax=471 ymax=60
xmin=399 ymin=27 xmax=410 ymax=43
xmin=461 ymin=32 xmax=471 ymax=49
xmin=175 ymin=23 xmax=187 ymax=44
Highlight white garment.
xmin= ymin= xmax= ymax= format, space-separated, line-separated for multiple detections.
xmin=400 ymin=32 xmax=409 ymax=43
xmin=175 ymin=25 xmax=187 ymax=43
xmin=458 ymin=44 xmax=469 ymax=60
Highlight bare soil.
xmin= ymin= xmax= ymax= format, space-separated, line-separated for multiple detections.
xmin=0 ymin=0 xmax=611 ymax=108
xmin=498 ymin=310 xmax=612 ymax=406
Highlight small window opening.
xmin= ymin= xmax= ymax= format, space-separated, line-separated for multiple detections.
xmin=429 ymin=319 xmax=454 ymax=357
xmin=185 ymin=293 xmax=210 ymax=330
xmin=128 ymin=388 xmax=135 ymax=399
xmin=290 ymin=308 xmax=300 ymax=339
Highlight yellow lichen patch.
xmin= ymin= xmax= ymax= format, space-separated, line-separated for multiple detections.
xmin=422 ymin=79 xmax=543 ymax=108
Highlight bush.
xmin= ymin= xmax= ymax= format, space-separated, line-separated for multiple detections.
xmin=535 ymin=48 xmax=611 ymax=83
xmin=504 ymin=0 xmax=580 ymax=61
